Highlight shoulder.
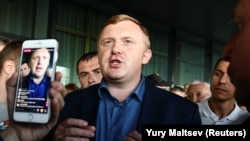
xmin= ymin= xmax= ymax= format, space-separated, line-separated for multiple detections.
xmin=64 ymin=84 xmax=99 ymax=101
xmin=146 ymin=82 xmax=198 ymax=108
xmin=233 ymin=103 xmax=250 ymax=118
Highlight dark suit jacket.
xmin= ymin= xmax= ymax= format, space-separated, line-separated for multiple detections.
xmin=44 ymin=79 xmax=201 ymax=141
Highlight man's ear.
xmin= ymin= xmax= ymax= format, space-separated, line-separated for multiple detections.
xmin=142 ymin=49 xmax=152 ymax=65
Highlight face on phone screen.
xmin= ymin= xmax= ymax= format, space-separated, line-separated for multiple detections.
xmin=15 ymin=47 xmax=56 ymax=114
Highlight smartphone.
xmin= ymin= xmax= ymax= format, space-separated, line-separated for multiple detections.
xmin=13 ymin=39 xmax=58 ymax=124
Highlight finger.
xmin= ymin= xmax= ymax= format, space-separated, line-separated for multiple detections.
xmin=55 ymin=71 xmax=62 ymax=82
xmin=126 ymin=131 xmax=142 ymax=141
xmin=51 ymin=80 xmax=67 ymax=98
xmin=62 ymin=118 xmax=89 ymax=128
xmin=57 ymin=126 xmax=95 ymax=138
xmin=45 ymin=89 xmax=65 ymax=131
xmin=54 ymin=119 xmax=96 ymax=140
xmin=123 ymin=136 xmax=136 ymax=141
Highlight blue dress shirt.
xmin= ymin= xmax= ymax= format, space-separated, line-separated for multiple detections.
xmin=95 ymin=76 xmax=145 ymax=141
xmin=28 ymin=75 xmax=50 ymax=107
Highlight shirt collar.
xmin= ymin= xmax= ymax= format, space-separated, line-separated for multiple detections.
xmin=98 ymin=75 xmax=146 ymax=102
xmin=202 ymin=99 xmax=247 ymax=121
xmin=29 ymin=74 xmax=47 ymax=85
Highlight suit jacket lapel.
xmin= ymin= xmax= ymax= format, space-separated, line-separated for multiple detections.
xmin=136 ymin=82 xmax=166 ymax=133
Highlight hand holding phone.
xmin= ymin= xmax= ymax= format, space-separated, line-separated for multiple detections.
xmin=13 ymin=39 xmax=58 ymax=124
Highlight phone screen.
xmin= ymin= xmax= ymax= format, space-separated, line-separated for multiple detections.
xmin=15 ymin=47 xmax=56 ymax=114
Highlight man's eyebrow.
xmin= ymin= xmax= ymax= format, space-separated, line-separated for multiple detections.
xmin=93 ymin=68 xmax=101 ymax=71
xmin=214 ymin=69 xmax=224 ymax=74
xmin=79 ymin=71 xmax=88 ymax=75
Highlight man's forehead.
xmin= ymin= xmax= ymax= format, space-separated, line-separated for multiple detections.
xmin=33 ymin=49 xmax=50 ymax=56
xmin=100 ymin=21 xmax=143 ymax=37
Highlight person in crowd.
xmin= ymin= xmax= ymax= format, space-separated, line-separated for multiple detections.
xmin=0 ymin=72 xmax=67 ymax=141
xmin=20 ymin=61 xmax=30 ymax=77
xmin=65 ymin=82 xmax=79 ymax=93
xmin=146 ymin=73 xmax=173 ymax=91
xmin=170 ymin=85 xmax=186 ymax=98
xmin=198 ymin=58 xmax=250 ymax=125
xmin=0 ymin=40 xmax=22 ymax=131
xmin=184 ymin=83 xmax=190 ymax=94
xmin=44 ymin=14 xmax=201 ymax=141
xmin=76 ymin=51 xmax=102 ymax=89
xmin=20 ymin=48 xmax=51 ymax=109
xmin=221 ymin=0 xmax=250 ymax=124
xmin=186 ymin=80 xmax=211 ymax=103
xmin=0 ymin=36 xmax=10 ymax=52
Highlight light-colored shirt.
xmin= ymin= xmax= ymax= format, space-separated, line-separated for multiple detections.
xmin=198 ymin=99 xmax=250 ymax=125
xmin=95 ymin=76 xmax=145 ymax=141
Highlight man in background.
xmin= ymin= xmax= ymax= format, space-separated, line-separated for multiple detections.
xmin=186 ymin=80 xmax=211 ymax=103
xmin=170 ymin=85 xmax=186 ymax=98
xmin=20 ymin=61 xmax=30 ymax=77
xmin=76 ymin=51 xmax=102 ymax=89
xmin=198 ymin=58 xmax=250 ymax=125
xmin=146 ymin=73 xmax=173 ymax=91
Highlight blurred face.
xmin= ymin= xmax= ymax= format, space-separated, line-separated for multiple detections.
xmin=221 ymin=0 xmax=250 ymax=108
xmin=78 ymin=56 xmax=102 ymax=89
xmin=156 ymin=86 xmax=170 ymax=91
xmin=222 ymin=33 xmax=250 ymax=106
xmin=171 ymin=90 xmax=186 ymax=98
xmin=186 ymin=83 xmax=211 ymax=103
xmin=21 ymin=62 xmax=30 ymax=77
xmin=30 ymin=48 xmax=50 ymax=79
xmin=98 ymin=20 xmax=152 ymax=83
xmin=210 ymin=60 xmax=235 ymax=101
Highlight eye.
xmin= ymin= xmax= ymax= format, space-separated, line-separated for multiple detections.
xmin=95 ymin=69 xmax=101 ymax=74
xmin=123 ymin=39 xmax=133 ymax=45
xmin=213 ymin=70 xmax=222 ymax=77
xmin=186 ymin=94 xmax=192 ymax=99
xmin=196 ymin=93 xmax=202 ymax=97
xmin=79 ymin=73 xmax=88 ymax=78
xmin=32 ymin=56 xmax=39 ymax=61
xmin=43 ymin=56 xmax=48 ymax=60
xmin=103 ymin=39 xmax=114 ymax=47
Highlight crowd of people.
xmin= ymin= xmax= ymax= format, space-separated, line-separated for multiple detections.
xmin=0 ymin=0 xmax=250 ymax=140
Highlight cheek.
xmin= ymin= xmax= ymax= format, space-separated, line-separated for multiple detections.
xmin=231 ymin=46 xmax=249 ymax=84
xmin=80 ymin=78 xmax=87 ymax=84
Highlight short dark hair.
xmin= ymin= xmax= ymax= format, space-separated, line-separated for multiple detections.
xmin=22 ymin=60 xmax=29 ymax=65
xmin=76 ymin=51 xmax=98 ymax=74
xmin=65 ymin=83 xmax=79 ymax=91
xmin=170 ymin=85 xmax=184 ymax=92
xmin=21 ymin=60 xmax=30 ymax=68
xmin=146 ymin=73 xmax=173 ymax=87
xmin=213 ymin=57 xmax=230 ymax=72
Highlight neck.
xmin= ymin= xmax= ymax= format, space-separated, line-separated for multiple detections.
xmin=33 ymin=76 xmax=44 ymax=84
xmin=107 ymin=75 xmax=141 ymax=102
xmin=208 ymin=98 xmax=235 ymax=119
